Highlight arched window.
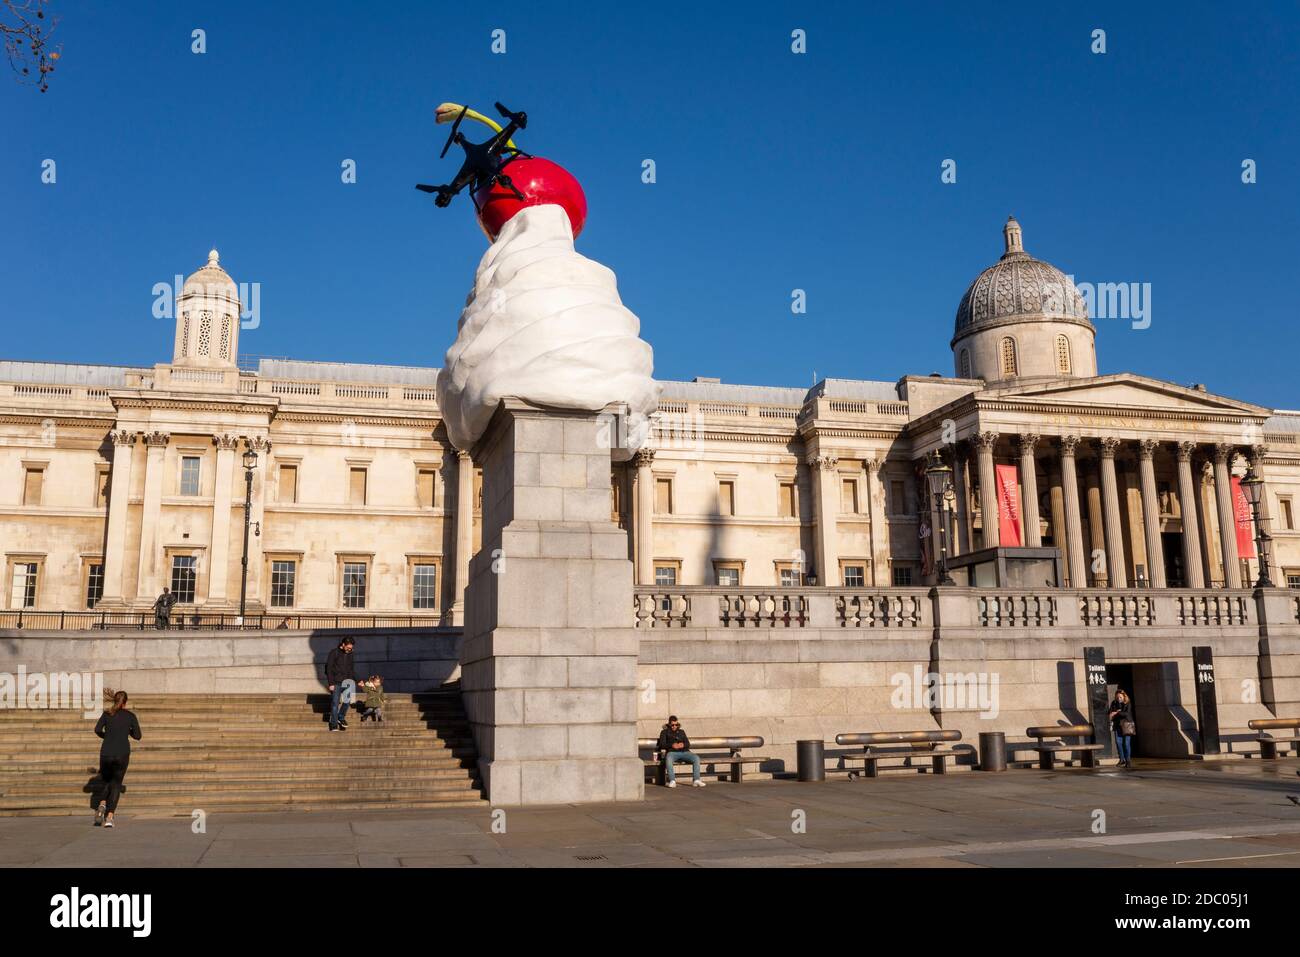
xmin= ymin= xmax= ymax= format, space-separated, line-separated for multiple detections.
xmin=959 ymin=349 xmax=971 ymax=379
xmin=1055 ymin=335 xmax=1071 ymax=375
xmin=999 ymin=337 xmax=1018 ymax=377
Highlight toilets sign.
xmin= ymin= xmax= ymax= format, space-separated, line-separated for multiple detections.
xmin=1193 ymin=646 xmax=1221 ymax=755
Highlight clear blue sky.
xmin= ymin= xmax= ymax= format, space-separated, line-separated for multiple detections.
xmin=4 ymin=1 xmax=1298 ymax=406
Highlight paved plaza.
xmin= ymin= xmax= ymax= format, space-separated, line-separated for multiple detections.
xmin=5 ymin=760 xmax=1299 ymax=869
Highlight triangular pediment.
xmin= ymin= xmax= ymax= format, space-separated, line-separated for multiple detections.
xmin=977 ymin=373 xmax=1270 ymax=418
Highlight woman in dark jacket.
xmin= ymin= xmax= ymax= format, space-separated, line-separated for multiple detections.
xmin=1108 ymin=689 xmax=1135 ymax=769
xmin=93 ymin=690 xmax=142 ymax=827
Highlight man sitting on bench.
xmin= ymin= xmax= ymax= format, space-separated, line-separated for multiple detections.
xmin=657 ymin=715 xmax=706 ymax=788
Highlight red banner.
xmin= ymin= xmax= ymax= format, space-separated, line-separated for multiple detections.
xmin=995 ymin=464 xmax=1023 ymax=547
xmin=1230 ymin=476 xmax=1255 ymax=559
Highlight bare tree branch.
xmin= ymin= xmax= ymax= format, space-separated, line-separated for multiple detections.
xmin=2 ymin=0 xmax=59 ymax=92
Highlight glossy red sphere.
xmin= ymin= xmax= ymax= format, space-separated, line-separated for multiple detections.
xmin=473 ymin=156 xmax=587 ymax=242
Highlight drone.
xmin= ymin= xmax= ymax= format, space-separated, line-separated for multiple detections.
xmin=416 ymin=101 xmax=532 ymax=211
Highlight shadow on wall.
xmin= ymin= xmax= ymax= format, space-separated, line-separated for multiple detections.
xmin=308 ymin=631 xmax=462 ymax=694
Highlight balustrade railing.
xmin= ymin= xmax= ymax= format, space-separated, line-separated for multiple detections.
xmin=837 ymin=593 xmax=926 ymax=627
xmin=1078 ymin=591 xmax=1156 ymax=627
xmin=978 ymin=593 xmax=1058 ymax=627
xmin=1174 ymin=591 xmax=1252 ymax=626
xmin=0 ymin=611 xmax=449 ymax=631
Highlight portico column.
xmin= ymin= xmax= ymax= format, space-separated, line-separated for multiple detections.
xmin=1059 ymin=435 xmax=1088 ymax=588
xmin=1137 ymin=440 xmax=1167 ymax=588
xmin=951 ymin=447 xmax=971 ymax=555
xmin=1016 ymin=433 xmax=1042 ymax=547
xmin=809 ymin=453 xmax=840 ymax=586
xmin=135 ymin=431 xmax=169 ymax=601
xmin=452 ymin=450 xmax=474 ymax=620
xmin=1198 ymin=461 xmax=1220 ymax=584
xmin=1213 ymin=443 xmax=1242 ymax=588
xmin=1176 ymin=442 xmax=1205 ymax=588
xmin=866 ymin=458 xmax=891 ymax=583
xmin=206 ymin=434 xmax=239 ymax=603
xmin=975 ymin=432 xmax=1000 ymax=549
xmin=99 ymin=430 xmax=136 ymax=605
xmin=633 ymin=448 xmax=655 ymax=586
xmin=1098 ymin=438 xmax=1128 ymax=588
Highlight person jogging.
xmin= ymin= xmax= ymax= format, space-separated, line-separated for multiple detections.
xmin=93 ymin=690 xmax=142 ymax=827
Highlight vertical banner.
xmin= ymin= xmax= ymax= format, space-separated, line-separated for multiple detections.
xmin=1084 ymin=647 xmax=1113 ymax=758
xmin=1230 ymin=476 xmax=1256 ymax=558
xmin=995 ymin=464 xmax=1022 ymax=547
xmin=1193 ymin=646 xmax=1221 ymax=755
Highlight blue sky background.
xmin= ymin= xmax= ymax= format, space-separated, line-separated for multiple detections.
xmin=4 ymin=1 xmax=1298 ymax=406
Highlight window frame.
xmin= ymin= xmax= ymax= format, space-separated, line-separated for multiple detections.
xmin=170 ymin=554 xmax=198 ymax=604
xmin=179 ymin=455 xmax=202 ymax=497
xmin=840 ymin=561 xmax=868 ymax=588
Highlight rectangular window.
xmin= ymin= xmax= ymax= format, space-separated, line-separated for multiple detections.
xmin=777 ymin=563 xmax=803 ymax=587
xmin=841 ymin=478 xmax=859 ymax=514
xmin=654 ymin=477 xmax=673 ymax=514
xmin=654 ymin=564 xmax=678 ymax=587
xmin=892 ymin=565 xmax=913 ymax=587
xmin=1282 ymin=498 xmax=1295 ymax=531
xmin=714 ymin=564 xmax=741 ymax=587
xmin=412 ymin=564 xmax=438 ymax=609
xmin=891 ymin=479 xmax=907 ymax=515
xmin=778 ymin=481 xmax=796 ymax=518
xmin=342 ymin=561 xmax=368 ymax=608
xmin=270 ymin=560 xmax=296 ymax=607
xmin=1287 ymin=571 xmax=1300 ymax=589
xmin=23 ymin=468 xmax=44 ymax=506
xmin=170 ymin=556 xmax=197 ymax=603
xmin=611 ymin=475 xmax=622 ymax=521
xmin=96 ymin=467 xmax=111 ymax=509
xmin=86 ymin=563 xmax=104 ymax=609
xmin=278 ymin=464 xmax=298 ymax=504
xmin=349 ymin=468 xmax=367 ymax=506
xmin=718 ymin=480 xmax=735 ymax=516
xmin=10 ymin=562 xmax=37 ymax=608
xmin=417 ymin=469 xmax=437 ymax=508
xmin=842 ymin=564 xmax=866 ymax=588
xmin=180 ymin=456 xmax=201 ymax=496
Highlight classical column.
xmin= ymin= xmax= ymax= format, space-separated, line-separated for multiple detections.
xmin=1212 ymin=444 xmax=1242 ymax=588
xmin=206 ymin=434 xmax=239 ymax=603
xmin=1017 ymin=433 xmax=1042 ymax=547
xmin=1137 ymin=439 xmax=1167 ymax=588
xmin=135 ymin=431 xmax=169 ymax=601
xmin=808 ymin=453 xmax=840 ymax=585
xmin=1098 ymin=438 xmax=1128 ymax=588
xmin=452 ymin=450 xmax=474 ymax=621
xmin=951 ymin=447 xmax=971 ymax=556
xmin=1058 ymin=435 xmax=1088 ymax=588
xmin=1049 ymin=466 xmax=1067 ymax=559
xmin=1083 ymin=459 xmax=1106 ymax=586
xmin=866 ymin=457 xmax=891 ymax=584
xmin=1198 ymin=460 xmax=1220 ymax=585
xmin=632 ymin=448 xmax=655 ymax=586
xmin=99 ymin=430 xmax=137 ymax=605
xmin=975 ymin=431 xmax=1000 ymax=549
xmin=1175 ymin=443 xmax=1205 ymax=587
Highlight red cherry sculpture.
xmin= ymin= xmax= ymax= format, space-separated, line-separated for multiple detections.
xmin=473 ymin=156 xmax=587 ymax=242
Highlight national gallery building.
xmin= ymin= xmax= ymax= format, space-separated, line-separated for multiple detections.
xmin=5 ymin=219 xmax=1300 ymax=790
xmin=4 ymin=219 xmax=1298 ymax=620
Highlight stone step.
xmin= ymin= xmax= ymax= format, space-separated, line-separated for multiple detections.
xmin=0 ymin=785 xmax=485 ymax=813
xmin=2 ymin=769 xmax=480 ymax=795
xmin=0 ymin=796 xmax=487 ymax=817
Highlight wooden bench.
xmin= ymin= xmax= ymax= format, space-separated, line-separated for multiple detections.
xmin=1026 ymin=724 xmax=1104 ymax=770
xmin=1248 ymin=718 xmax=1300 ymax=759
xmin=637 ymin=736 xmax=769 ymax=785
xmin=833 ymin=730 xmax=962 ymax=778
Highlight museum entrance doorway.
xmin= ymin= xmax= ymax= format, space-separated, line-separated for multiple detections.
xmin=1105 ymin=661 xmax=1189 ymax=757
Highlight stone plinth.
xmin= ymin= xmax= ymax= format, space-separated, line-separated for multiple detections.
xmin=459 ymin=399 xmax=643 ymax=805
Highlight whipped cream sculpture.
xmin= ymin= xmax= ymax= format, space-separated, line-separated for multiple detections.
xmin=421 ymin=101 xmax=659 ymax=452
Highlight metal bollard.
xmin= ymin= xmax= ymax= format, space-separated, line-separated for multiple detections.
xmin=796 ymin=739 xmax=826 ymax=782
xmin=979 ymin=731 xmax=1007 ymax=772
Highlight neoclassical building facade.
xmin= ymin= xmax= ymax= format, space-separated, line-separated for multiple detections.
xmin=3 ymin=222 xmax=1300 ymax=623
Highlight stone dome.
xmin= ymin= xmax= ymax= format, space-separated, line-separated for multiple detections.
xmin=181 ymin=249 xmax=239 ymax=303
xmin=952 ymin=218 xmax=1090 ymax=343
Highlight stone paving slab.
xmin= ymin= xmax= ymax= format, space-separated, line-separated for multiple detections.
xmin=2 ymin=760 xmax=1298 ymax=868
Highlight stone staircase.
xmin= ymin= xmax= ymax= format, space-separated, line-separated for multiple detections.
xmin=0 ymin=690 xmax=485 ymax=816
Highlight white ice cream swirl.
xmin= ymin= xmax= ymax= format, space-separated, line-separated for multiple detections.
xmin=436 ymin=204 xmax=659 ymax=451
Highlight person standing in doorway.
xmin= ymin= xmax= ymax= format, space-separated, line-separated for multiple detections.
xmin=93 ymin=690 xmax=142 ymax=827
xmin=1109 ymin=688 xmax=1136 ymax=769
xmin=325 ymin=637 xmax=358 ymax=732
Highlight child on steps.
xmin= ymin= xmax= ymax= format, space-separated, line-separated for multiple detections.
xmin=360 ymin=675 xmax=386 ymax=724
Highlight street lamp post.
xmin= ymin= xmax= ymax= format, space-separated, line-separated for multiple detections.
xmin=239 ymin=447 xmax=258 ymax=623
xmin=1239 ymin=465 xmax=1272 ymax=588
xmin=926 ymin=451 xmax=956 ymax=586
